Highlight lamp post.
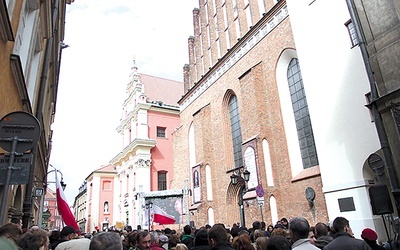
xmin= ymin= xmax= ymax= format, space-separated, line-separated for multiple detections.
xmin=230 ymin=168 xmax=250 ymax=227
xmin=38 ymin=165 xmax=66 ymax=228
xmin=144 ymin=201 xmax=153 ymax=230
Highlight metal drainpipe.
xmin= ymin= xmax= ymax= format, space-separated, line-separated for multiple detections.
xmin=346 ymin=0 xmax=400 ymax=216
xmin=22 ymin=0 xmax=60 ymax=229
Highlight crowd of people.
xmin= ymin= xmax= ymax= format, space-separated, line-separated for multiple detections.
xmin=0 ymin=216 xmax=394 ymax=250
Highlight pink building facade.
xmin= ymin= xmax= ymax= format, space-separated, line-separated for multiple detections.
xmin=42 ymin=188 xmax=62 ymax=230
xmin=85 ymin=165 xmax=117 ymax=233
xmin=109 ymin=64 xmax=183 ymax=230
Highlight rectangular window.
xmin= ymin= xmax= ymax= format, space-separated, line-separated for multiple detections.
xmin=214 ymin=16 xmax=219 ymax=39
xmin=213 ymin=0 xmax=217 ymax=16
xmin=222 ymin=3 xmax=228 ymax=29
xmin=258 ymin=0 xmax=265 ymax=16
xmin=103 ymin=181 xmax=111 ymax=190
xmin=233 ymin=0 xmax=238 ymax=18
xmin=245 ymin=5 xmax=252 ymax=28
xmin=345 ymin=20 xmax=359 ymax=46
xmin=158 ymin=172 xmax=167 ymax=190
xmin=287 ymin=58 xmax=319 ymax=169
xmin=157 ymin=127 xmax=166 ymax=138
xmin=235 ymin=18 xmax=241 ymax=39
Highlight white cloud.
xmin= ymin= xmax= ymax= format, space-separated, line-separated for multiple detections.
xmin=50 ymin=0 xmax=198 ymax=203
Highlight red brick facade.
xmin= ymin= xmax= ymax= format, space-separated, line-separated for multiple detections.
xmin=172 ymin=1 xmax=328 ymax=228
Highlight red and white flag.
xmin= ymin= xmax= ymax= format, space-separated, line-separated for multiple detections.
xmin=55 ymin=172 xmax=79 ymax=230
xmin=152 ymin=204 xmax=176 ymax=224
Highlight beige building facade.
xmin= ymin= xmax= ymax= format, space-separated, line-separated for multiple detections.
xmin=0 ymin=0 xmax=73 ymax=227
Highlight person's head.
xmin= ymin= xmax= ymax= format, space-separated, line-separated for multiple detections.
xmin=289 ymin=217 xmax=310 ymax=243
xmin=280 ymin=218 xmax=288 ymax=228
xmin=231 ymin=226 xmax=241 ymax=238
xmin=361 ymin=228 xmax=378 ymax=243
xmin=0 ymin=223 xmax=23 ymax=243
xmin=332 ymin=217 xmax=352 ymax=235
xmin=194 ymin=229 xmax=209 ymax=246
xmin=90 ymin=231 xmax=122 ymax=250
xmin=176 ymin=243 xmax=189 ymax=250
xmin=208 ymin=224 xmax=228 ymax=248
xmin=252 ymin=221 xmax=261 ymax=230
xmin=150 ymin=231 xmax=160 ymax=245
xmin=61 ymin=226 xmax=77 ymax=240
xmin=267 ymin=225 xmax=274 ymax=233
xmin=159 ymin=234 xmax=169 ymax=247
xmin=169 ymin=234 xmax=180 ymax=249
xmin=17 ymin=228 xmax=48 ymax=250
xmin=184 ymin=225 xmax=192 ymax=235
xmin=266 ymin=235 xmax=290 ymax=250
xmin=232 ymin=234 xmax=254 ymax=250
xmin=238 ymin=228 xmax=250 ymax=239
xmin=127 ymin=231 xmax=138 ymax=247
xmin=314 ymin=222 xmax=328 ymax=238
xmin=136 ymin=231 xmax=151 ymax=250
xmin=255 ymin=236 xmax=268 ymax=250
xmin=10 ymin=218 xmax=22 ymax=228
xmin=164 ymin=228 xmax=172 ymax=235
xmin=261 ymin=222 xmax=266 ymax=231
xmin=49 ymin=230 xmax=61 ymax=244
xmin=253 ymin=229 xmax=264 ymax=241
xmin=270 ymin=228 xmax=286 ymax=238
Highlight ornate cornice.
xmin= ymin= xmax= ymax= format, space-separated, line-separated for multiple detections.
xmin=110 ymin=138 xmax=156 ymax=165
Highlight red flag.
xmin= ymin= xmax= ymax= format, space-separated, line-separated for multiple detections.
xmin=55 ymin=172 xmax=79 ymax=230
xmin=152 ymin=205 xmax=176 ymax=224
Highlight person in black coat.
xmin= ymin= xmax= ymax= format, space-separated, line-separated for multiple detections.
xmin=192 ymin=229 xmax=211 ymax=250
xmin=324 ymin=217 xmax=371 ymax=250
xmin=208 ymin=225 xmax=234 ymax=250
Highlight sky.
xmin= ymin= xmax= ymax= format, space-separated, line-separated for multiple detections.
xmin=49 ymin=0 xmax=199 ymax=205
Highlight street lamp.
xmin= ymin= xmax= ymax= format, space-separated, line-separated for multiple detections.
xmin=230 ymin=168 xmax=250 ymax=227
xmin=42 ymin=167 xmax=67 ymax=190
xmin=38 ymin=165 xmax=66 ymax=228
xmin=145 ymin=201 xmax=153 ymax=230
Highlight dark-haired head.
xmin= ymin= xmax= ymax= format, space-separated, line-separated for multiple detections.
xmin=194 ymin=229 xmax=208 ymax=246
xmin=267 ymin=235 xmax=290 ymax=250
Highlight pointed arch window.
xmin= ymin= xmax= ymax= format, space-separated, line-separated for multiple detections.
xmin=229 ymin=95 xmax=243 ymax=168
xmin=287 ymin=58 xmax=319 ymax=169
